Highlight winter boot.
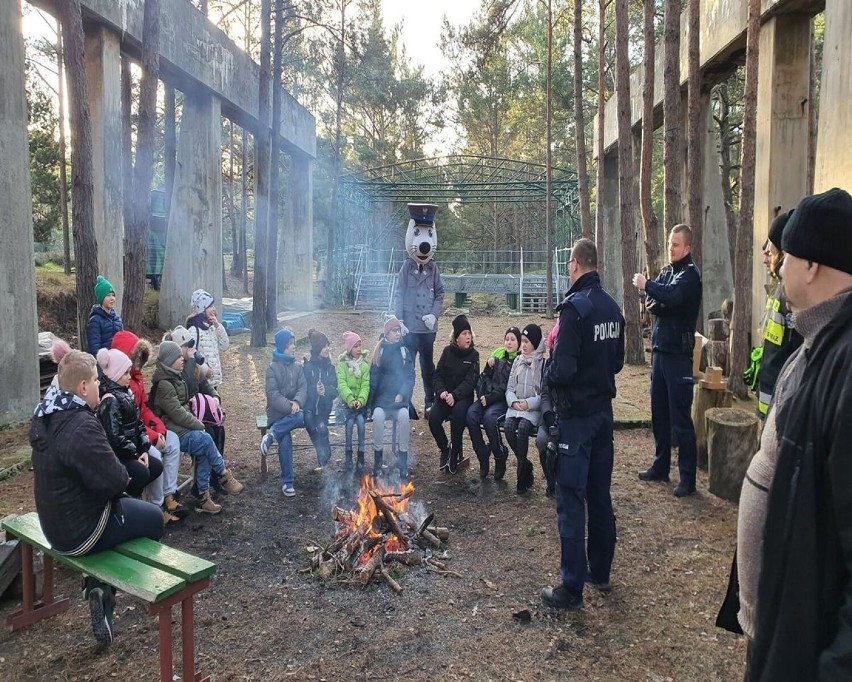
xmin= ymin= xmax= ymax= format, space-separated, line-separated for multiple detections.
xmin=439 ymin=445 xmax=450 ymax=472
xmin=539 ymin=451 xmax=556 ymax=498
xmin=478 ymin=455 xmax=490 ymax=479
xmin=164 ymin=494 xmax=190 ymax=519
xmin=219 ymin=469 xmax=244 ymax=495
xmin=517 ymin=457 xmax=534 ymax=494
xmin=356 ymin=450 xmax=366 ymax=473
xmin=494 ymin=446 xmax=509 ymax=481
xmin=195 ymin=490 xmax=222 ymax=515
xmin=398 ymin=451 xmax=409 ymax=480
xmin=83 ymin=577 xmax=114 ymax=644
xmin=163 ymin=509 xmax=182 ymax=525
xmin=448 ymin=446 xmax=460 ymax=475
xmin=210 ymin=468 xmax=227 ymax=496
xmin=373 ymin=449 xmax=384 ymax=478
xmin=344 ymin=449 xmax=354 ymax=472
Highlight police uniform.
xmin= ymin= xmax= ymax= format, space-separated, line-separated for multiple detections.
xmin=546 ymin=271 xmax=625 ymax=603
xmin=643 ymin=253 xmax=702 ymax=492
xmin=757 ymin=282 xmax=802 ymax=417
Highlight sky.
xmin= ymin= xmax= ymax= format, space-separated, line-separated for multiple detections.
xmin=380 ymin=0 xmax=478 ymax=77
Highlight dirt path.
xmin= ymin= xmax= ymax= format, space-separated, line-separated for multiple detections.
xmin=0 ymin=311 xmax=746 ymax=681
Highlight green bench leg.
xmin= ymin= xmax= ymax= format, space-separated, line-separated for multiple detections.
xmin=149 ymin=578 xmax=210 ymax=682
xmin=6 ymin=541 xmax=70 ymax=631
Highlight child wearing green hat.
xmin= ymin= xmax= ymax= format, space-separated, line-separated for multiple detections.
xmin=87 ymin=275 xmax=124 ymax=356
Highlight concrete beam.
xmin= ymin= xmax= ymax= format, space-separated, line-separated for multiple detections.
xmin=31 ymin=0 xmax=315 ymax=160
xmin=814 ymin=0 xmax=852 ymax=191
xmin=598 ymin=0 xmax=824 ymax=156
xmin=84 ymin=23 xmax=125 ymax=309
xmin=0 ymin=0 xmax=40 ymax=423
xmin=751 ymin=13 xmax=811 ymax=333
xmin=279 ymin=157 xmax=314 ymax=310
xmin=599 ymin=154 xmax=623 ymax=307
xmin=159 ymin=92 xmax=223 ymax=329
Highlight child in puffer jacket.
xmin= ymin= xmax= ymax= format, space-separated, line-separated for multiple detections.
xmin=505 ymin=324 xmax=546 ymax=494
xmin=337 ymin=331 xmax=370 ymax=473
xmin=467 ymin=326 xmax=521 ymax=481
xmin=301 ymin=330 xmax=337 ymax=468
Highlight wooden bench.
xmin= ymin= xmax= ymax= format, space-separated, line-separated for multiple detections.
xmin=2 ymin=512 xmax=216 ymax=682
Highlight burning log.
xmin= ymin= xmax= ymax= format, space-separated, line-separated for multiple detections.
xmin=308 ymin=476 xmax=451 ymax=594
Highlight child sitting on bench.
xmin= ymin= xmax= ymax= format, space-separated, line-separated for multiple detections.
xmin=31 ymin=349 xmax=164 ymax=644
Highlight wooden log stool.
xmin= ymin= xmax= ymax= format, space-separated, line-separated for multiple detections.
xmin=705 ymin=408 xmax=759 ymax=503
xmin=693 ymin=367 xmax=733 ymax=470
xmin=704 ymin=318 xmax=730 ymax=374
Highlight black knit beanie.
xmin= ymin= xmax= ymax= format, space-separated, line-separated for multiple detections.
xmin=768 ymin=210 xmax=792 ymax=250
xmin=451 ymin=314 xmax=471 ymax=340
xmin=782 ymin=188 xmax=852 ymax=274
xmin=521 ymin=324 xmax=542 ymax=349
xmin=505 ymin=326 xmax=522 ymax=349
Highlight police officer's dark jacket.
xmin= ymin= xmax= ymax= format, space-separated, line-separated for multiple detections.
xmin=546 ymin=271 xmax=625 ymax=418
xmin=645 ymin=253 xmax=702 ymax=356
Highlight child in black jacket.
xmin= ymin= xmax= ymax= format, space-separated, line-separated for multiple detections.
xmin=96 ymin=348 xmax=163 ymax=498
xmin=302 ymin=330 xmax=338 ymax=467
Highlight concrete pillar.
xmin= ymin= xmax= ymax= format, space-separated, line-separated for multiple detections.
xmin=160 ymin=91 xmax=223 ymax=328
xmin=84 ymin=24 xmax=124 ymax=309
xmin=278 ymin=154 xmax=314 ymax=310
xmin=701 ymin=98 xmax=733 ymax=316
xmin=814 ymin=0 xmax=852 ymax=192
xmin=752 ymin=13 xmax=811 ymax=334
xmin=599 ymin=153 xmax=623 ymax=308
xmin=0 ymin=0 xmax=39 ymax=424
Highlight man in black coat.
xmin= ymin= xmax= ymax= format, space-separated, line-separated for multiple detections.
xmin=541 ymin=239 xmax=625 ymax=610
xmin=633 ymin=224 xmax=702 ymax=497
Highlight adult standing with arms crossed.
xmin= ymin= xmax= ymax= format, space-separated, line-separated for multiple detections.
xmin=633 ymin=225 xmax=702 ymax=498
xmin=541 ymin=239 xmax=624 ymax=610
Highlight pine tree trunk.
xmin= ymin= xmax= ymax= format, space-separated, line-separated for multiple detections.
xmin=266 ymin=0 xmax=284 ymax=328
xmin=663 ymin=0 xmax=682 ymax=229
xmin=545 ymin=0 xmax=554 ymax=318
xmin=251 ymin=0 xmax=272 ymax=347
xmin=57 ymin=30 xmax=71 ymax=275
xmin=58 ymin=0 xmax=98 ymax=350
xmin=807 ymin=17 xmax=817 ymax=196
xmin=328 ymin=0 xmax=349 ymax=304
xmin=640 ymin=0 xmax=660 ymax=278
xmin=573 ymin=0 xmax=592 ymax=241
xmin=729 ymin=0 xmax=761 ymax=400
xmin=686 ymin=0 xmax=702 ymax=272
xmin=713 ymin=84 xmax=738 ymax=274
xmin=615 ymin=0 xmax=644 ymax=365
xmin=595 ymin=0 xmax=608 ymax=281
xmin=123 ymin=0 xmax=160 ymax=333
xmin=121 ymin=55 xmax=132 ymax=230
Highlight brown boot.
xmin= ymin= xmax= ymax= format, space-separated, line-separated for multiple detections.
xmin=196 ymin=490 xmax=222 ymax=515
xmin=219 ymin=469 xmax=244 ymax=495
xmin=163 ymin=510 xmax=183 ymax=525
xmin=164 ymin=494 xmax=190 ymax=519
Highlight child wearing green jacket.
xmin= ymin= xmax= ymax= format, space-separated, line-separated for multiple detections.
xmin=337 ymin=331 xmax=371 ymax=472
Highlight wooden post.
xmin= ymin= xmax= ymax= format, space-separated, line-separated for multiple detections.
xmin=693 ymin=374 xmax=733 ymax=470
xmin=705 ymin=408 xmax=759 ymax=502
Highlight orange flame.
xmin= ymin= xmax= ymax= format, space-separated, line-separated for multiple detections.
xmin=341 ymin=476 xmax=416 ymax=553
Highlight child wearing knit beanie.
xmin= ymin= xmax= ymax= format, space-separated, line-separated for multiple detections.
xmin=87 ymin=274 xmax=124 ymax=357
xmin=302 ymin=329 xmax=337 ymax=468
xmin=336 ymin=331 xmax=371 ymax=472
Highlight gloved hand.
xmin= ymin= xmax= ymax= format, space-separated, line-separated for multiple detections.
xmin=399 ymin=320 xmax=409 ymax=336
xmin=543 ymin=410 xmax=556 ymax=429
xmin=422 ymin=314 xmax=437 ymax=331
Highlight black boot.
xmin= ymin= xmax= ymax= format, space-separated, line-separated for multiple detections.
xmin=356 ymin=450 xmax=365 ymax=473
xmin=448 ymin=446 xmax=460 ymax=475
xmin=540 ymin=450 xmax=556 ymax=497
xmin=344 ymin=449 xmax=353 ymax=472
xmin=478 ymin=454 xmax=490 ymax=479
xmin=517 ymin=457 xmax=534 ymax=493
xmin=439 ymin=445 xmax=450 ymax=472
xmin=373 ymin=449 xmax=383 ymax=478
xmin=494 ymin=446 xmax=509 ymax=481
xmin=398 ymin=451 xmax=409 ymax=480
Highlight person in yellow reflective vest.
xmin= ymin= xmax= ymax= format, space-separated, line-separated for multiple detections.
xmin=757 ymin=211 xmax=803 ymax=418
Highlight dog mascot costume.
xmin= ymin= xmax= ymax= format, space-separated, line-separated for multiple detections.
xmin=394 ymin=203 xmax=445 ymax=413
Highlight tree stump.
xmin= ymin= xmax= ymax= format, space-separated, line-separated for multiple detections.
xmin=706 ymin=318 xmax=729 ymax=341
xmin=706 ymin=408 xmax=759 ymax=503
xmin=706 ymin=341 xmax=729 ymax=375
xmin=693 ymin=382 xmax=733 ymax=470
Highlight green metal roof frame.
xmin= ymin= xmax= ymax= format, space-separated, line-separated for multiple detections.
xmin=339 ymin=155 xmax=579 ymax=212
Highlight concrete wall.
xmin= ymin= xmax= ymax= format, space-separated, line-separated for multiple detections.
xmin=0 ymin=0 xmax=40 ymax=423
xmin=31 ymin=0 xmax=315 ymax=160
xmin=599 ymin=154 xmax=623 ymax=307
xmin=814 ymin=0 xmax=852 ymax=191
xmin=278 ymin=157 xmax=314 ymax=310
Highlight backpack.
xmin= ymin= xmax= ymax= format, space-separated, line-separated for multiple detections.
xmin=190 ymin=393 xmax=226 ymax=455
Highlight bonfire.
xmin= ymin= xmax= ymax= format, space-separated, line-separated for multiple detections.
xmin=308 ymin=476 xmax=456 ymax=593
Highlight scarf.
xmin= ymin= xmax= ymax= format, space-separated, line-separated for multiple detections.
xmin=346 ymin=356 xmax=362 ymax=378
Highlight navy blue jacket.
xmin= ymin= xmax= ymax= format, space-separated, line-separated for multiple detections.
xmin=87 ymin=305 xmax=124 ymax=357
xmin=302 ymin=355 xmax=338 ymax=419
xmin=546 ymin=271 xmax=625 ymax=418
xmin=368 ymin=340 xmax=416 ymax=411
xmin=645 ymin=254 xmax=702 ymax=357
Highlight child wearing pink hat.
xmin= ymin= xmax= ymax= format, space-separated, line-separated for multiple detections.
xmin=336 ymin=331 xmax=371 ymax=472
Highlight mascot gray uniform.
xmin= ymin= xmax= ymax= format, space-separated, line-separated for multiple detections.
xmin=394 ymin=203 xmax=445 ymax=413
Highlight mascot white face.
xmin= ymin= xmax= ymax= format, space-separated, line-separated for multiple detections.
xmin=405 ymin=203 xmax=439 ymax=265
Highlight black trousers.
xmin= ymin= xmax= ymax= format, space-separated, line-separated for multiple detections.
xmin=124 ymin=456 xmax=163 ymax=498
xmin=428 ymin=398 xmax=473 ymax=456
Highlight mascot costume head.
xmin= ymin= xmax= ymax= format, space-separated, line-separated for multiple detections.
xmin=405 ymin=203 xmax=439 ymax=265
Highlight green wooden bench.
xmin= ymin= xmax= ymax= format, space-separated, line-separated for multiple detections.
xmin=2 ymin=512 xmax=216 ymax=682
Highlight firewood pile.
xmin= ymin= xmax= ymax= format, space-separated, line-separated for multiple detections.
xmin=308 ymin=477 xmax=457 ymax=594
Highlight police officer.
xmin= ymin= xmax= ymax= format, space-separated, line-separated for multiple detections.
xmin=541 ymin=238 xmax=625 ymax=610
xmin=756 ymin=210 xmax=802 ymax=418
xmin=633 ymin=224 xmax=702 ymax=497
